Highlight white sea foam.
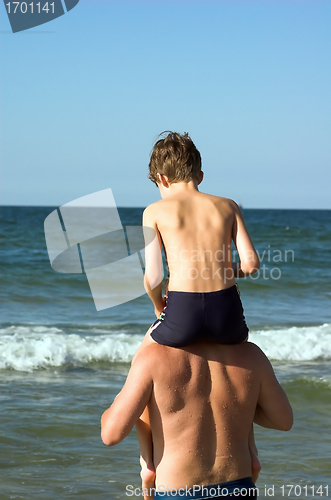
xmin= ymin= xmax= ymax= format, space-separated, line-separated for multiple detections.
xmin=249 ymin=323 xmax=331 ymax=361
xmin=1 ymin=323 xmax=331 ymax=371
xmin=0 ymin=325 xmax=143 ymax=372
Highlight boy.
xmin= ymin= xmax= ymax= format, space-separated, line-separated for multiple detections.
xmin=136 ymin=132 xmax=261 ymax=498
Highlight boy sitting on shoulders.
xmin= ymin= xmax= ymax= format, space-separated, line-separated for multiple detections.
xmin=135 ymin=132 xmax=261 ymax=498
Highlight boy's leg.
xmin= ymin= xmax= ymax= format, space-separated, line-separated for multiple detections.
xmin=136 ymin=408 xmax=156 ymax=500
xmin=249 ymin=425 xmax=261 ymax=484
xmin=132 ymin=326 xmax=157 ymax=364
xmin=132 ymin=328 xmax=157 ymax=499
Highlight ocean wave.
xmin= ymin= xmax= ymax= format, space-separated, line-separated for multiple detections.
xmin=0 ymin=325 xmax=143 ymax=372
xmin=284 ymin=376 xmax=331 ymax=391
xmin=1 ymin=323 xmax=331 ymax=372
xmin=249 ymin=323 xmax=331 ymax=361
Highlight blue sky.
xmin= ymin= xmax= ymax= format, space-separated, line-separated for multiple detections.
xmin=1 ymin=0 xmax=330 ymax=209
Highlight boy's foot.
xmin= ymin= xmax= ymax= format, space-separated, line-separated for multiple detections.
xmin=140 ymin=455 xmax=156 ymax=500
xmin=251 ymin=454 xmax=262 ymax=484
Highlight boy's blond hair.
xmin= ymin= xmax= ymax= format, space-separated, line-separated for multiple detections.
xmin=148 ymin=132 xmax=202 ymax=186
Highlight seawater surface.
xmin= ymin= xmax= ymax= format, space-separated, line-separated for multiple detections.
xmin=0 ymin=207 xmax=331 ymax=499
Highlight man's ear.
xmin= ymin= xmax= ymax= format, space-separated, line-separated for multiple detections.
xmin=157 ymin=173 xmax=170 ymax=188
xmin=197 ymin=171 xmax=204 ymax=185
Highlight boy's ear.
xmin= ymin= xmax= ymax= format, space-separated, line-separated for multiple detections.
xmin=157 ymin=173 xmax=170 ymax=187
xmin=197 ymin=171 xmax=204 ymax=185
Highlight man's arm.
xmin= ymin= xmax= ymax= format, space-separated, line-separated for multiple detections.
xmin=231 ymin=201 xmax=260 ymax=277
xmin=253 ymin=346 xmax=293 ymax=431
xmin=101 ymin=349 xmax=153 ymax=446
xmin=143 ymin=205 xmax=165 ymax=316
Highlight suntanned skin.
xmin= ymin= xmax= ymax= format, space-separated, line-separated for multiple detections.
xmin=135 ymin=176 xmax=261 ymax=498
xmin=143 ymin=175 xmax=260 ymax=318
xmin=101 ymin=342 xmax=293 ymax=491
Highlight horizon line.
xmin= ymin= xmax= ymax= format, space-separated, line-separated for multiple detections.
xmin=1 ymin=204 xmax=330 ymax=211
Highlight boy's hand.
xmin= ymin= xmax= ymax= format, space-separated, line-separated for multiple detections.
xmin=154 ymin=296 xmax=166 ymax=319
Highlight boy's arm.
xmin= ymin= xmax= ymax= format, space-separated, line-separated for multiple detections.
xmin=143 ymin=205 xmax=165 ymax=316
xmin=231 ymin=201 xmax=260 ymax=276
xmin=101 ymin=349 xmax=153 ymax=446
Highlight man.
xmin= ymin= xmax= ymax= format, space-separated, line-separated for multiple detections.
xmin=101 ymin=341 xmax=293 ymax=499
xmin=133 ymin=130 xmax=261 ymax=486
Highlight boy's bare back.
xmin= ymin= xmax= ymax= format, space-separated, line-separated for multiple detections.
xmin=144 ymin=186 xmax=258 ymax=293
xmin=141 ymin=131 xmax=259 ymax=347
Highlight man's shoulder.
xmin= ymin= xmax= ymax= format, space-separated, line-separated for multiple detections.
xmin=243 ymin=342 xmax=273 ymax=372
xmin=131 ymin=343 xmax=175 ymax=383
xmin=243 ymin=341 xmax=265 ymax=357
xmin=220 ymin=342 xmax=270 ymax=370
xmin=133 ymin=343 xmax=171 ymax=368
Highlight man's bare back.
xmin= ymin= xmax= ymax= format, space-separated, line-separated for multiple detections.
xmin=147 ymin=342 xmax=256 ymax=488
xmin=101 ymin=341 xmax=293 ymax=493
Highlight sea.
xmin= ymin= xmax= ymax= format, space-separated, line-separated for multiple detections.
xmin=0 ymin=206 xmax=331 ymax=500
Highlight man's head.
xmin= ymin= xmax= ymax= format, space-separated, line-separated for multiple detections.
xmin=148 ymin=132 xmax=202 ymax=186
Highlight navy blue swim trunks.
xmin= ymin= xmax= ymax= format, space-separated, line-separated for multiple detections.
xmin=153 ymin=477 xmax=257 ymax=499
xmin=150 ymin=284 xmax=249 ymax=347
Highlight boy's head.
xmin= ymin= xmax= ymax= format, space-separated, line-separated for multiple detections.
xmin=149 ymin=132 xmax=202 ymax=186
